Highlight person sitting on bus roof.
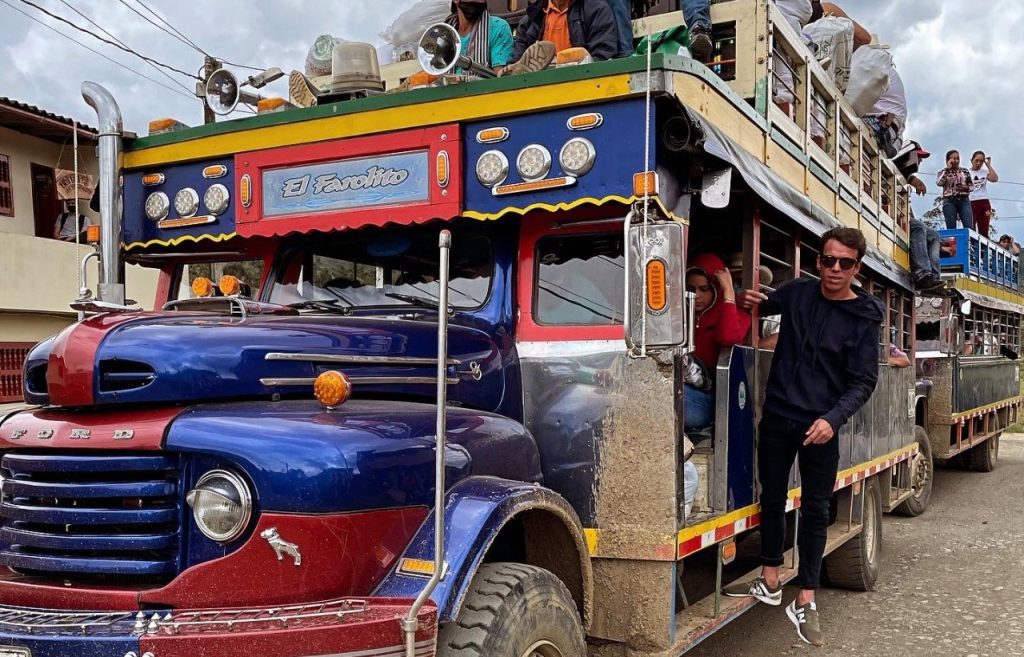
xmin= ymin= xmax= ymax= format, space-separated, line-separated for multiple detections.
xmin=502 ymin=0 xmax=619 ymax=77
xmin=683 ymin=253 xmax=752 ymax=435
xmin=446 ymin=1 xmax=514 ymax=69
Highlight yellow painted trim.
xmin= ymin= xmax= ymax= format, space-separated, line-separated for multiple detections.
xmin=948 ymin=395 xmax=1024 ymax=424
xmin=583 ymin=528 xmax=599 ymax=556
xmin=835 ymin=444 xmax=917 ymax=483
xmin=953 ymin=275 xmax=1024 ymax=306
xmin=123 ymin=75 xmax=636 ymax=169
xmin=463 ymin=194 xmax=685 ymax=223
xmin=124 ymin=232 xmax=237 ymax=251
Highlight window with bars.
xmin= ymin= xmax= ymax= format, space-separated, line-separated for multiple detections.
xmin=0 ymin=154 xmax=13 ymax=216
xmin=963 ymin=307 xmax=1022 ymax=356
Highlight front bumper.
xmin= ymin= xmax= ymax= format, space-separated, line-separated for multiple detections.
xmin=0 ymin=598 xmax=436 ymax=657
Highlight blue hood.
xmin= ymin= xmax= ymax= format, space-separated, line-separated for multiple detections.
xmin=83 ymin=313 xmax=504 ymax=410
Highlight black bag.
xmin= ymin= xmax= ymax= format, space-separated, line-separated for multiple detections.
xmin=681 ymin=352 xmax=712 ymax=392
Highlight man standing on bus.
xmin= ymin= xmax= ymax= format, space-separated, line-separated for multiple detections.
xmin=725 ymin=227 xmax=883 ymax=647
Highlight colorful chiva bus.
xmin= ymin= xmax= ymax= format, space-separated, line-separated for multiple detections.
xmin=0 ymin=2 xmax=937 ymax=655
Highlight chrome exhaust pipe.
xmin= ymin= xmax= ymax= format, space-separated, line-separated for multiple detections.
xmin=403 ymin=229 xmax=451 ymax=657
xmin=81 ymin=82 xmax=124 ymax=305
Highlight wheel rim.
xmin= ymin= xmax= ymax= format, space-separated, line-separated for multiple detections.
xmin=863 ymin=490 xmax=879 ymax=564
xmin=521 ymin=640 xmax=565 ymax=657
xmin=910 ymin=451 xmax=932 ymax=498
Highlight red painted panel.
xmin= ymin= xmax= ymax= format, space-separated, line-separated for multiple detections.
xmin=235 ymin=126 xmax=461 ymax=239
xmin=0 ymin=572 xmax=143 ymax=611
xmin=0 ymin=405 xmax=180 ymax=450
xmin=516 ymin=213 xmax=625 ymax=342
xmin=141 ymin=600 xmax=436 ymax=657
xmin=142 ymin=509 xmax=428 ymax=609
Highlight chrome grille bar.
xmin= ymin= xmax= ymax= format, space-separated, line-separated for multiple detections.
xmin=153 ymin=599 xmax=368 ymax=635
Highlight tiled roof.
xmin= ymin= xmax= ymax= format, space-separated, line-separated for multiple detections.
xmin=0 ymin=96 xmax=98 ymax=143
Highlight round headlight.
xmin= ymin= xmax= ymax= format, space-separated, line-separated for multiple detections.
xmin=144 ymin=191 xmax=169 ymax=222
xmin=930 ymin=297 xmax=943 ymax=308
xmin=174 ymin=188 xmax=200 ymax=218
xmin=516 ymin=144 xmax=551 ymax=181
xmin=204 ymin=183 xmax=230 ymax=216
xmin=476 ymin=150 xmax=509 ymax=188
xmin=185 ymin=470 xmax=252 ymax=543
xmin=559 ymin=137 xmax=596 ymax=177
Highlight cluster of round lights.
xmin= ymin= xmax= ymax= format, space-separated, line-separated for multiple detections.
xmin=145 ymin=183 xmax=231 ymax=222
xmin=475 ymin=138 xmax=597 ymax=188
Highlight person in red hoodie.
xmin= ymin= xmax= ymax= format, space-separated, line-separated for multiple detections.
xmin=684 ymin=253 xmax=753 ymax=432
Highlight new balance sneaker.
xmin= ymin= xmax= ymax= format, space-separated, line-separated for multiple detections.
xmin=288 ymin=70 xmax=320 ymax=108
xmin=786 ymin=600 xmax=824 ymax=646
xmin=499 ymin=41 xmax=556 ymax=77
xmin=721 ymin=576 xmax=782 ymax=606
xmin=689 ymin=26 xmax=713 ymax=63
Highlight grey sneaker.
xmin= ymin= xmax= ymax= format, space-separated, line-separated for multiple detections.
xmin=499 ymin=41 xmax=556 ymax=77
xmin=288 ymin=70 xmax=319 ymax=108
xmin=722 ymin=576 xmax=782 ymax=606
xmin=786 ymin=600 xmax=823 ymax=646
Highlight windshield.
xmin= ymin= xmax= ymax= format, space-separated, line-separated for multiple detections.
xmin=268 ymin=226 xmax=492 ymax=311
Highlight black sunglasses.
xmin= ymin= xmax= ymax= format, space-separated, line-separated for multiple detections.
xmin=819 ymin=254 xmax=860 ymax=271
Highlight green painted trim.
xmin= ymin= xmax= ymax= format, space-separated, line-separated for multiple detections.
xmin=127 ymin=55 xmax=668 ymax=151
xmin=770 ymin=127 xmax=808 ymax=164
xmin=839 ymin=187 xmax=859 ymax=210
xmin=808 ymin=160 xmax=839 ymax=192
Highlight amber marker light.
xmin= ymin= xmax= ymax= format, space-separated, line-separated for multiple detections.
xmin=202 ymin=165 xmax=228 ymax=179
xmin=633 ymin=171 xmax=660 ymax=197
xmin=475 ymin=127 xmax=509 ymax=144
xmin=85 ymin=225 xmax=101 ymax=244
xmin=256 ymin=98 xmax=289 ymax=114
xmin=191 ymin=276 xmax=214 ymax=298
xmin=141 ymin=173 xmax=165 ymax=186
xmin=436 ymin=150 xmax=450 ymax=188
xmin=218 ymin=275 xmax=241 ymax=296
xmin=240 ymin=174 xmax=252 ymax=208
xmin=721 ymin=539 xmax=737 ymax=565
xmin=567 ymin=112 xmax=603 ymax=130
xmin=646 ymin=259 xmax=667 ymax=312
xmin=314 ymin=370 xmax=352 ymax=409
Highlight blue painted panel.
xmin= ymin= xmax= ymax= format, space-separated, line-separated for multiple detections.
xmin=726 ymin=348 xmax=755 ymax=510
xmin=123 ymin=157 xmax=234 ymax=247
xmin=262 ymin=151 xmax=430 ymax=216
xmin=373 ymin=477 xmax=584 ymax=622
xmin=463 ymin=99 xmax=650 ymax=216
xmin=0 ymin=621 xmax=138 ymax=657
xmin=939 ymin=227 xmax=1021 ymax=291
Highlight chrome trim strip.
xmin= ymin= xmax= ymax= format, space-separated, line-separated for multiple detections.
xmin=261 ymin=376 xmax=459 ymax=386
xmin=265 ymin=353 xmax=461 ymax=366
xmin=516 ymin=339 xmax=625 ymax=359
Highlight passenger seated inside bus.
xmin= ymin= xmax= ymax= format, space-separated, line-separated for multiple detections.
xmin=684 ymin=253 xmax=752 ymax=436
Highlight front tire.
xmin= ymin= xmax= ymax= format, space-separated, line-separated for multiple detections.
xmin=825 ymin=476 xmax=882 ymax=591
xmin=966 ymin=433 xmax=999 ymax=472
xmin=437 ymin=563 xmax=585 ymax=657
xmin=894 ymin=426 xmax=934 ymax=516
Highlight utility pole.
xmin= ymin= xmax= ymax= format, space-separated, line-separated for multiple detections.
xmin=202 ymin=56 xmax=222 ymax=125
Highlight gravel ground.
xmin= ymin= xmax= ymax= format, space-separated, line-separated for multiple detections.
xmin=687 ymin=433 xmax=1024 ymax=657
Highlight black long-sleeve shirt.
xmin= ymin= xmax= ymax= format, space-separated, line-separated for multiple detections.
xmin=761 ymin=278 xmax=884 ymax=432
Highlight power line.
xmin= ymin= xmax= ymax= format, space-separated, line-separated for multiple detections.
xmin=14 ymin=0 xmax=198 ymax=80
xmin=59 ymin=0 xmax=194 ymax=97
xmin=921 ymin=192 xmax=1024 ymax=204
xmin=0 ymin=0 xmax=195 ymax=101
xmin=129 ymin=0 xmax=263 ymax=72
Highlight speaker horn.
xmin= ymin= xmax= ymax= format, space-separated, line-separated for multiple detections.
xmin=417 ymin=23 xmax=497 ymax=79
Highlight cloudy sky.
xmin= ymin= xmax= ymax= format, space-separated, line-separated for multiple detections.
xmin=2 ymin=0 xmax=1023 ymax=239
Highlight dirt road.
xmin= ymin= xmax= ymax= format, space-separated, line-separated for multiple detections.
xmin=687 ymin=434 xmax=1024 ymax=657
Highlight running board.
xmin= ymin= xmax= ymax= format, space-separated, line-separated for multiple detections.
xmin=669 ymin=522 xmax=862 ymax=655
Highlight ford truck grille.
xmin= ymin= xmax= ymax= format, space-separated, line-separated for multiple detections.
xmin=0 ymin=452 xmax=181 ymax=582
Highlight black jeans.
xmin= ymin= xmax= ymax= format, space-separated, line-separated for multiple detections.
xmin=758 ymin=413 xmax=840 ymax=590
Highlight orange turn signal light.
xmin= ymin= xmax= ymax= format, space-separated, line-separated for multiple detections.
xmin=436 ymin=150 xmax=449 ymax=188
xmin=202 ymin=165 xmax=228 ymax=179
xmin=218 ymin=274 xmax=241 ymax=296
xmin=191 ymin=276 xmax=214 ymax=298
xmin=314 ymin=370 xmax=352 ymax=409
xmin=721 ymin=539 xmax=737 ymax=565
xmin=633 ymin=171 xmax=660 ymax=197
xmin=141 ymin=173 xmax=165 ymax=186
xmin=475 ymin=127 xmax=510 ymax=144
xmin=85 ymin=225 xmax=101 ymax=244
xmin=567 ymin=112 xmax=603 ymax=130
xmin=646 ymin=259 xmax=667 ymax=312
xmin=240 ymin=174 xmax=252 ymax=208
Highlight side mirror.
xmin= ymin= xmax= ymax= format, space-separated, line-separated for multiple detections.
xmin=960 ymin=300 xmax=972 ymax=315
xmin=625 ymin=217 xmax=686 ymax=353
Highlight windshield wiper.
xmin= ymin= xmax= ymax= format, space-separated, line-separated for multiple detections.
xmin=384 ymin=291 xmax=444 ymax=311
xmin=288 ymin=299 xmax=351 ymax=314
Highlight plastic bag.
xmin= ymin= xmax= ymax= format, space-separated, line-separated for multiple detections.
xmin=775 ymin=0 xmax=812 ymax=31
xmin=305 ymin=35 xmax=344 ymax=77
xmin=845 ymin=45 xmax=892 ymax=115
xmin=683 ymin=461 xmax=699 ymax=517
xmin=804 ymin=16 xmax=854 ymax=91
xmin=636 ymin=25 xmax=691 ymax=58
xmin=379 ymin=0 xmax=451 ymax=60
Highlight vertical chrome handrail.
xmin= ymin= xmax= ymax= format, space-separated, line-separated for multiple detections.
xmin=403 ymin=229 xmax=451 ymax=657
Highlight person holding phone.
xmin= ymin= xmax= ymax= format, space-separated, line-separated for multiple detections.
xmin=936 ymin=149 xmax=974 ymax=230
xmin=969 ymin=150 xmax=1000 ymax=238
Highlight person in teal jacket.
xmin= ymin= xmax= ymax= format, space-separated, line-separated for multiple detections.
xmin=446 ymin=0 xmax=514 ymax=70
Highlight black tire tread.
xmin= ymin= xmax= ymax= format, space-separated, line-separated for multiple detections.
xmin=894 ymin=426 xmax=934 ymax=517
xmin=825 ymin=478 xmax=881 ymax=591
xmin=437 ymin=562 xmax=583 ymax=657
xmin=966 ymin=434 xmax=998 ymax=472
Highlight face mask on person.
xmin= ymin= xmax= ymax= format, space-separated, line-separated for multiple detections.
xmin=458 ymin=1 xmax=485 ymax=21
